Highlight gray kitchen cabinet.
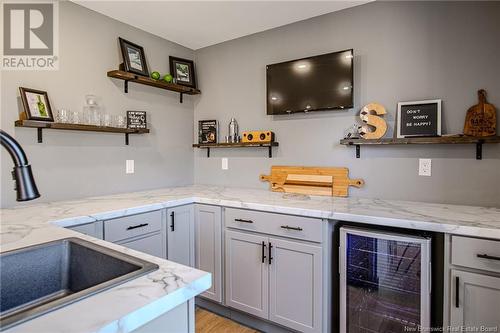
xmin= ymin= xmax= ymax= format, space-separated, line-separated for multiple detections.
xmin=268 ymin=237 xmax=323 ymax=333
xmin=103 ymin=210 xmax=166 ymax=259
xmin=194 ymin=204 xmax=222 ymax=303
xmin=118 ymin=233 xmax=164 ymax=259
xmin=167 ymin=205 xmax=194 ymax=267
xmin=224 ymin=209 xmax=326 ymax=332
xmin=67 ymin=221 xmax=103 ymax=239
xmin=225 ymin=229 xmax=269 ymax=319
xmin=450 ymin=269 xmax=500 ymax=329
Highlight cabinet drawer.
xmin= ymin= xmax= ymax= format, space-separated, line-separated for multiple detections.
xmin=104 ymin=210 xmax=163 ymax=242
xmin=451 ymin=236 xmax=500 ymax=274
xmin=225 ymin=208 xmax=322 ymax=243
xmin=118 ymin=233 xmax=164 ymax=259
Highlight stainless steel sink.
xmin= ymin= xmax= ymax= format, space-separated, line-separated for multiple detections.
xmin=0 ymin=238 xmax=158 ymax=331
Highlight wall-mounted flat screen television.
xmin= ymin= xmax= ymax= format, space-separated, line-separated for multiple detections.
xmin=266 ymin=49 xmax=353 ymax=115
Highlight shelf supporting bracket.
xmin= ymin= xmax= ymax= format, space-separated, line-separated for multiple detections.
xmin=124 ymin=80 xmax=129 ymax=93
xmin=125 ymin=133 xmax=129 ymax=145
xmin=179 ymin=93 xmax=183 ymax=103
xmin=37 ymin=128 xmax=43 ymax=143
xmin=476 ymin=141 xmax=483 ymax=160
xmin=355 ymin=145 xmax=360 ymax=158
xmin=269 ymin=146 xmax=272 ymax=158
xmin=207 ymin=147 xmax=210 ymax=157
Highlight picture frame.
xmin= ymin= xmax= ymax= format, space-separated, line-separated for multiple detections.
xmin=119 ymin=37 xmax=149 ymax=77
xmin=127 ymin=111 xmax=147 ymax=129
xmin=19 ymin=87 xmax=54 ymax=122
xmin=198 ymin=120 xmax=218 ymax=144
xmin=396 ymin=99 xmax=442 ymax=138
xmin=169 ymin=56 xmax=196 ymax=88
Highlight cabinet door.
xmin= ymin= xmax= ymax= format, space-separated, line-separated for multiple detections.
xmin=225 ymin=230 xmax=269 ymax=319
xmin=68 ymin=221 xmax=103 ymax=239
xmin=119 ymin=232 xmax=164 ymax=258
xmin=450 ymin=269 xmax=500 ymax=329
xmin=269 ymin=237 xmax=323 ymax=333
xmin=167 ymin=205 xmax=194 ymax=267
xmin=195 ymin=205 xmax=222 ymax=303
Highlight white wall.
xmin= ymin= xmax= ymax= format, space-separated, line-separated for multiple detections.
xmin=193 ymin=1 xmax=500 ymax=207
xmin=1 ymin=2 xmax=196 ymax=208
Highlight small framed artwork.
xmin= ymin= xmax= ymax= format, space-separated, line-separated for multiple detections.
xmin=198 ymin=120 xmax=218 ymax=144
xmin=127 ymin=111 xmax=147 ymax=129
xmin=19 ymin=87 xmax=54 ymax=122
xmin=396 ymin=99 xmax=442 ymax=138
xmin=169 ymin=56 xmax=196 ymax=88
xmin=119 ymin=37 xmax=149 ymax=77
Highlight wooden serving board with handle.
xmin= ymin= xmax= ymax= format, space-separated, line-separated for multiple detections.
xmin=464 ymin=89 xmax=497 ymax=137
xmin=260 ymin=166 xmax=364 ymax=197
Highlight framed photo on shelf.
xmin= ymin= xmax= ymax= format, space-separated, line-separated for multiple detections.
xmin=19 ymin=87 xmax=54 ymax=122
xmin=169 ymin=56 xmax=196 ymax=88
xmin=198 ymin=120 xmax=218 ymax=144
xmin=396 ymin=99 xmax=442 ymax=138
xmin=119 ymin=37 xmax=149 ymax=77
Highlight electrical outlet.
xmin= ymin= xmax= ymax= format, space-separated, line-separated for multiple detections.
xmin=419 ymin=159 xmax=431 ymax=176
xmin=126 ymin=160 xmax=134 ymax=174
xmin=222 ymin=158 xmax=228 ymax=170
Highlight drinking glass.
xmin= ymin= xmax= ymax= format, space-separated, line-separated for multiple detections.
xmin=71 ymin=110 xmax=80 ymax=124
xmin=57 ymin=109 xmax=70 ymax=123
xmin=102 ymin=114 xmax=112 ymax=127
xmin=114 ymin=115 xmax=127 ymax=128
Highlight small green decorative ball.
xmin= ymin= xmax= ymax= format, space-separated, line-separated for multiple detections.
xmin=163 ymin=74 xmax=173 ymax=83
xmin=151 ymin=71 xmax=161 ymax=80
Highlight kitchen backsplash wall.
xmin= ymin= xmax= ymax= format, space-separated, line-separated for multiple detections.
xmin=193 ymin=1 xmax=500 ymax=207
xmin=0 ymin=2 xmax=195 ymax=208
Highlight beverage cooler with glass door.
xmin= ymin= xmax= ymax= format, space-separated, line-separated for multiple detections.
xmin=339 ymin=227 xmax=432 ymax=333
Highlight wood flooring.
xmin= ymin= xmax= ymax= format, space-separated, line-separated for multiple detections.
xmin=196 ymin=308 xmax=258 ymax=333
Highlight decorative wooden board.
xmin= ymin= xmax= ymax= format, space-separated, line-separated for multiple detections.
xmin=464 ymin=89 xmax=497 ymax=137
xmin=260 ymin=166 xmax=364 ymax=197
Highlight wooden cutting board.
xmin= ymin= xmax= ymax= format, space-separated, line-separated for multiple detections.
xmin=464 ymin=89 xmax=497 ymax=137
xmin=260 ymin=166 xmax=364 ymax=197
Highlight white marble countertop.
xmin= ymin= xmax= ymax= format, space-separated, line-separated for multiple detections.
xmin=1 ymin=185 xmax=500 ymax=332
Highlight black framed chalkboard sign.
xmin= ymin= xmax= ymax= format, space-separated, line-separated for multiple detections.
xmin=127 ymin=111 xmax=147 ymax=129
xmin=396 ymin=100 xmax=442 ymax=138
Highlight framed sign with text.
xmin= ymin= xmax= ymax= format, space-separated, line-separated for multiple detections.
xmin=397 ymin=100 xmax=441 ymax=138
xmin=127 ymin=111 xmax=147 ymax=129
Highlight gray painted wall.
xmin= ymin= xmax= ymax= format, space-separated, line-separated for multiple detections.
xmin=1 ymin=2 xmax=196 ymax=208
xmin=194 ymin=1 xmax=500 ymax=207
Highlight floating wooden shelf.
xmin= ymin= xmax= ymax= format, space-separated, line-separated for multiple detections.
xmin=340 ymin=135 xmax=500 ymax=160
xmin=15 ymin=120 xmax=149 ymax=145
xmin=107 ymin=70 xmax=201 ymax=103
xmin=193 ymin=142 xmax=279 ymax=158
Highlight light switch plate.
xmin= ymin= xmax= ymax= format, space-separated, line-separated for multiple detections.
xmin=126 ymin=160 xmax=134 ymax=174
xmin=222 ymin=158 xmax=228 ymax=170
xmin=419 ymin=158 xmax=431 ymax=176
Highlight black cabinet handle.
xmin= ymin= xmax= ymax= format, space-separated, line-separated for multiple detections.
xmin=170 ymin=211 xmax=175 ymax=232
xmin=477 ymin=253 xmax=500 ymax=261
xmin=261 ymin=241 xmax=267 ymax=263
xmin=235 ymin=218 xmax=253 ymax=224
xmin=268 ymin=242 xmax=273 ymax=265
xmin=126 ymin=223 xmax=148 ymax=230
xmin=280 ymin=225 xmax=303 ymax=231
xmin=455 ymin=276 xmax=460 ymax=308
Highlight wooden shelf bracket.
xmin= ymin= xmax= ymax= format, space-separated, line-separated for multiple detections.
xmin=37 ymin=128 xmax=43 ymax=143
